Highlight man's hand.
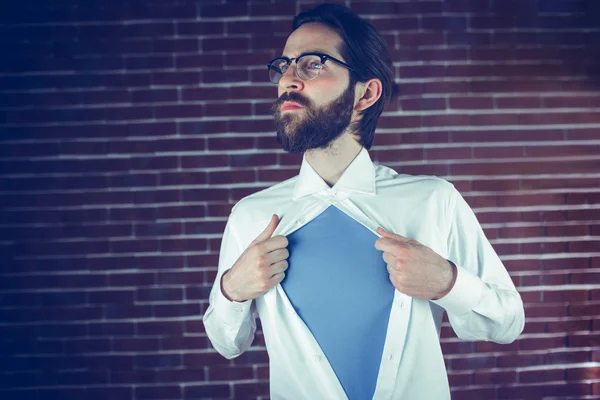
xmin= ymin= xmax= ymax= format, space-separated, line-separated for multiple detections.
xmin=221 ymin=214 xmax=289 ymax=302
xmin=374 ymin=227 xmax=457 ymax=300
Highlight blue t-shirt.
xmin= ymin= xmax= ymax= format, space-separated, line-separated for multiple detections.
xmin=281 ymin=205 xmax=395 ymax=399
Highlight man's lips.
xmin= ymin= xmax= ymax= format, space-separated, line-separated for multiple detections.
xmin=281 ymin=101 xmax=304 ymax=112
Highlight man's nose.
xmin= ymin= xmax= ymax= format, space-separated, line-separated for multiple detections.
xmin=278 ymin=64 xmax=304 ymax=92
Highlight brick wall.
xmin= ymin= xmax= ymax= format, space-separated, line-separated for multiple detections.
xmin=1 ymin=0 xmax=599 ymax=399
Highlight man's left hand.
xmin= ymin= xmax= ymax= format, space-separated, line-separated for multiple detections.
xmin=374 ymin=227 xmax=457 ymax=300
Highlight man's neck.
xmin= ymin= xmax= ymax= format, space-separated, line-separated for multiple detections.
xmin=304 ymin=134 xmax=363 ymax=188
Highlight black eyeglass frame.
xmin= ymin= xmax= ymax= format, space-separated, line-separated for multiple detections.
xmin=267 ymin=52 xmax=356 ymax=83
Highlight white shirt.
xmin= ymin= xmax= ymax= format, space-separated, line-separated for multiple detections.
xmin=203 ymin=147 xmax=525 ymax=400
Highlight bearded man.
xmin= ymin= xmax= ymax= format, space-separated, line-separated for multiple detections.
xmin=203 ymin=4 xmax=524 ymax=400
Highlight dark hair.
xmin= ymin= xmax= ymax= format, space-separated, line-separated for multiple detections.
xmin=292 ymin=3 xmax=398 ymax=149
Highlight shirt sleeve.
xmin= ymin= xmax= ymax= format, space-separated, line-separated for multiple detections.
xmin=202 ymin=210 xmax=258 ymax=359
xmin=432 ymin=187 xmax=525 ymax=344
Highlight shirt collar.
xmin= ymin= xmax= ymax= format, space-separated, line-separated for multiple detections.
xmin=292 ymin=147 xmax=377 ymax=200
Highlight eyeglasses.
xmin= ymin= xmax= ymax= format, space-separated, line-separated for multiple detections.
xmin=267 ymin=52 xmax=355 ymax=84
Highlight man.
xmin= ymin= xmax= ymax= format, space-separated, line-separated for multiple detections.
xmin=203 ymin=4 xmax=524 ymax=399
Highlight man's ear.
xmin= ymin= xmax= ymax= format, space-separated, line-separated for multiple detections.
xmin=354 ymin=78 xmax=383 ymax=112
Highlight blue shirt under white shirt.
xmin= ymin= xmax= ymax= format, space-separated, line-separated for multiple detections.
xmin=203 ymin=147 xmax=525 ymax=400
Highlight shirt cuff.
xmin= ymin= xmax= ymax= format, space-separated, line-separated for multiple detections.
xmin=432 ymin=264 xmax=485 ymax=316
xmin=213 ymin=276 xmax=253 ymax=327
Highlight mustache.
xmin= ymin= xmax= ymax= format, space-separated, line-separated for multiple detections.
xmin=271 ymin=92 xmax=311 ymax=114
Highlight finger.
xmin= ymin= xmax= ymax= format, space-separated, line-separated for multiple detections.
xmin=265 ymin=248 xmax=290 ymax=265
xmin=374 ymin=237 xmax=401 ymax=253
xmin=382 ymin=251 xmax=395 ymax=265
xmin=377 ymin=227 xmax=410 ymax=242
xmin=388 ymin=272 xmax=402 ymax=292
xmin=387 ymin=264 xmax=405 ymax=279
xmin=269 ymin=271 xmax=286 ymax=285
xmin=261 ymin=235 xmax=289 ymax=253
xmin=250 ymin=214 xmax=280 ymax=246
xmin=270 ymin=259 xmax=289 ymax=275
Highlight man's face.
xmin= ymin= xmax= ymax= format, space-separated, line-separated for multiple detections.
xmin=271 ymin=23 xmax=357 ymax=154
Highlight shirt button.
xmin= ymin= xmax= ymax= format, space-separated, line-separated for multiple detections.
xmin=297 ymin=217 xmax=305 ymax=225
xmin=287 ymin=306 xmax=296 ymax=315
xmin=234 ymin=307 xmax=242 ymax=313
xmin=388 ymin=353 xmax=394 ymax=361
xmin=313 ymin=355 xmax=322 ymax=362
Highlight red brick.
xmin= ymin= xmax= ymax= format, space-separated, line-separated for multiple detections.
xmin=159 ymin=172 xmax=207 ymax=186
xmin=401 ymin=97 xmax=446 ymax=111
xmin=153 ymin=304 xmax=202 ymax=318
xmin=113 ymin=338 xmax=159 ymax=352
xmin=105 ymin=305 xmax=152 ymax=319
xmin=474 ymin=370 xmax=517 ymax=385
xmin=232 ymin=382 xmax=270 ymax=398
xmin=522 ymin=320 xmax=546 ymax=334
xmin=568 ymin=333 xmax=600 ymax=347
xmin=543 ymin=289 xmax=589 ymax=303
xmin=567 ymin=366 xmax=600 ymax=380
xmin=87 ymin=387 xmax=133 ymax=400
xmin=176 ymin=54 xmax=224 ymax=69
xmin=160 ymin=337 xmax=208 ymax=351
xmin=497 ymin=352 xmax=545 ymax=368
xmin=519 ymin=336 xmax=566 ymax=351
xmin=476 ymin=340 xmax=519 ymax=354
xmin=440 ymin=341 xmax=475 ymax=355
xmin=110 ymin=370 xmax=156 ymax=384
xmin=204 ymin=102 xmax=252 ymax=117
xmin=135 ymin=354 xmax=181 ymax=369
xmin=548 ymin=319 xmax=592 ymax=333
xmin=126 ymin=55 xmax=173 ymax=70
xmin=449 ymin=96 xmax=494 ymax=109
xmin=203 ymin=38 xmax=250 ymax=53
xmin=451 ymin=355 xmax=496 ymax=370
xmin=447 ymin=371 xmax=472 ymax=386
xmin=227 ymin=20 xmax=290 ymax=36
xmin=451 ymin=388 xmax=496 ymax=398
xmin=136 ymin=321 xmax=184 ymax=336
xmin=571 ymin=272 xmax=600 ymax=285
xmin=373 ymin=148 xmax=424 ymax=162
xmin=569 ymin=240 xmax=600 ymax=253
xmin=157 ymin=205 xmax=206 ymax=219
xmin=547 ymin=225 xmax=589 ymax=237
xmin=89 ymin=289 xmax=135 ymax=303
xmin=228 ymin=118 xmax=275 ymax=133
xmin=426 ymin=147 xmax=471 ymax=160
xmin=496 ymin=96 xmax=543 ymax=109
xmin=185 ymin=384 xmax=231 ymax=398
xmin=155 ymin=368 xmax=207 ymax=383
xmin=137 ymin=288 xmax=183 ymax=302
xmin=63 ymin=339 xmax=110 ymax=354
xmin=208 ymin=366 xmax=254 ymax=381
xmin=88 ymin=322 xmax=134 ymax=337
xmin=570 ymin=302 xmax=600 ymax=317
xmin=135 ymin=385 xmax=181 ymax=400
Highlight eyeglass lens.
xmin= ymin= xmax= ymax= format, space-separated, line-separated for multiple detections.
xmin=269 ymin=55 xmax=323 ymax=83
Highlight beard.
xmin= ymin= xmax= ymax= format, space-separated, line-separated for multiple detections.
xmin=270 ymin=83 xmax=356 ymax=154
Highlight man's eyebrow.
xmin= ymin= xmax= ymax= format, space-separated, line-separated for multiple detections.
xmin=281 ymin=49 xmax=333 ymax=58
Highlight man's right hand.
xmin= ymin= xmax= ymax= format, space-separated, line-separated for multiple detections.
xmin=221 ymin=214 xmax=289 ymax=302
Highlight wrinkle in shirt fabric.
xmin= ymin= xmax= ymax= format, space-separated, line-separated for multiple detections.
xmin=281 ymin=205 xmax=395 ymax=400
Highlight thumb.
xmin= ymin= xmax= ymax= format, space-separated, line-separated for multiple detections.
xmin=377 ymin=227 xmax=409 ymax=241
xmin=251 ymin=214 xmax=279 ymax=245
